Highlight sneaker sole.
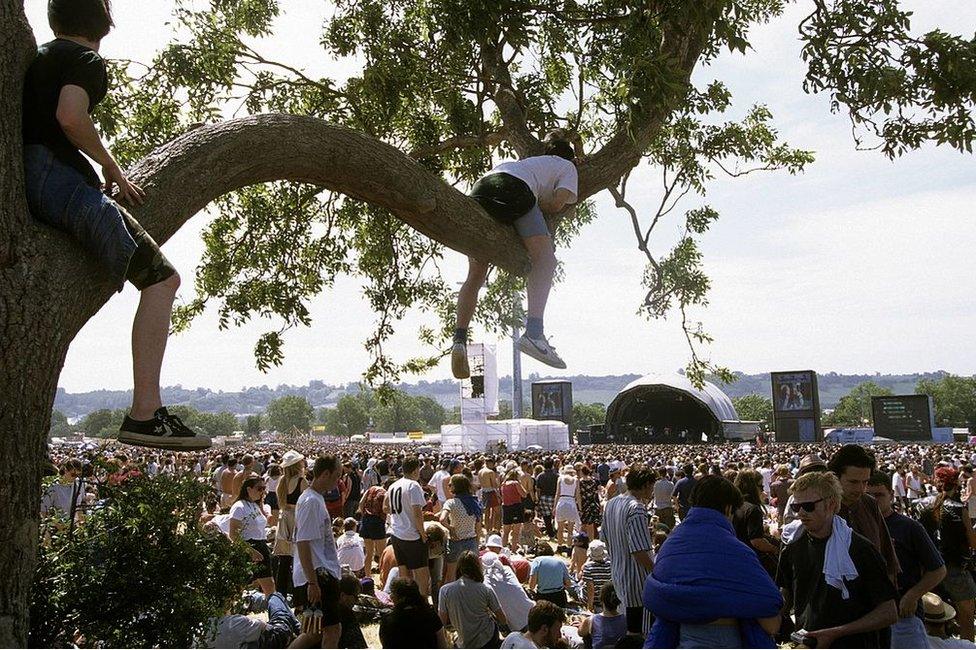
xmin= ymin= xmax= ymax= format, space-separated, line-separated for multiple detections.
xmin=518 ymin=338 xmax=567 ymax=369
xmin=118 ymin=431 xmax=212 ymax=451
xmin=451 ymin=347 xmax=470 ymax=379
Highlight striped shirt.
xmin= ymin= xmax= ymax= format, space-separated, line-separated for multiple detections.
xmin=581 ymin=558 xmax=613 ymax=594
xmin=601 ymin=493 xmax=654 ymax=609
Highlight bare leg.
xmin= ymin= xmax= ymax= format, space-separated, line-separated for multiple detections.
xmin=129 ymin=272 xmax=180 ymax=420
xmin=957 ymin=599 xmax=975 ymax=641
xmin=455 ymin=258 xmax=490 ymax=330
xmin=443 ymin=561 xmax=457 ymax=584
xmin=413 ymin=565 xmax=431 ymax=598
xmin=522 ymin=235 xmax=557 ymax=320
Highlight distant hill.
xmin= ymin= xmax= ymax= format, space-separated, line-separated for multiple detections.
xmin=53 ymin=371 xmax=956 ymax=419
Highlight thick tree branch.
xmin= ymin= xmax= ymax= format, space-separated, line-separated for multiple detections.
xmin=122 ymin=114 xmax=530 ymax=275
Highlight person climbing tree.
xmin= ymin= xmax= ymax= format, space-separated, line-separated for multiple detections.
xmin=451 ymin=130 xmax=578 ymax=379
xmin=21 ymin=0 xmax=209 ymax=450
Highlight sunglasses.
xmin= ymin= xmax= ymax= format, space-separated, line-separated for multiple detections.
xmin=789 ymin=498 xmax=825 ymax=513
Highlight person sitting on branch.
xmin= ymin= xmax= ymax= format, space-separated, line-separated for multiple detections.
xmin=451 ymin=131 xmax=578 ymax=379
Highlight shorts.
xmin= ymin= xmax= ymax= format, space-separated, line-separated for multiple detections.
xmin=470 ymin=173 xmax=549 ymax=239
xmin=942 ymin=563 xmax=976 ymax=603
xmin=522 ymin=497 xmax=535 ymax=512
xmin=293 ymin=568 xmax=341 ymax=626
xmin=246 ymin=539 xmax=273 ymax=580
xmin=359 ymin=514 xmax=386 ymax=540
xmin=555 ymin=497 xmax=581 ymax=524
xmin=445 ymin=537 xmax=479 ymax=563
xmin=502 ymin=502 xmax=525 ymax=525
xmin=482 ymin=490 xmax=501 ymax=509
xmin=391 ymin=535 xmax=429 ymax=570
xmin=23 ymin=145 xmax=177 ymax=292
xmin=536 ymin=589 xmax=568 ymax=608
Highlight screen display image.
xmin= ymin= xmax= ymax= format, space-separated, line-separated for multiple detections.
xmin=871 ymin=395 xmax=934 ymax=441
xmin=535 ymin=385 xmax=565 ymax=418
xmin=772 ymin=372 xmax=816 ymax=412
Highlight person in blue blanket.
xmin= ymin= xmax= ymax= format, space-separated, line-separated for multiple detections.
xmin=643 ymin=475 xmax=783 ymax=648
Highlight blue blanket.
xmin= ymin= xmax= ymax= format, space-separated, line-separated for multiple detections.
xmin=643 ymin=507 xmax=783 ymax=648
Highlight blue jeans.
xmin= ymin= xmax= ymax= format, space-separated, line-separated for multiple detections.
xmin=678 ymin=623 xmax=742 ymax=648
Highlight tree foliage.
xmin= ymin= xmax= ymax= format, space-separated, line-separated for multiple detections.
xmin=89 ymin=0 xmax=975 ymax=388
xmin=264 ymin=394 xmax=314 ymax=433
xmin=29 ymin=473 xmax=252 ymax=648
xmin=572 ymin=401 xmax=607 ymax=431
xmin=48 ymin=410 xmax=73 ymax=438
xmin=917 ymin=374 xmax=976 ymax=428
xmin=732 ymin=394 xmax=773 ymax=429
xmin=826 ymin=380 xmax=893 ymax=426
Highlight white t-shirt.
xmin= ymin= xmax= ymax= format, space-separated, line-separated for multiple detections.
xmin=892 ymin=473 xmax=907 ymax=497
xmin=336 ymin=531 xmax=367 ymax=572
xmin=229 ymin=500 xmax=267 ymax=541
xmin=501 ymin=632 xmax=538 ymax=649
xmin=490 ymin=156 xmax=578 ymax=205
xmin=388 ymin=477 xmax=426 ymax=540
xmin=759 ymin=468 xmax=774 ymax=495
xmin=199 ymin=614 xmax=264 ymax=648
xmin=292 ymin=488 xmax=340 ymax=586
xmin=429 ymin=470 xmax=451 ymax=503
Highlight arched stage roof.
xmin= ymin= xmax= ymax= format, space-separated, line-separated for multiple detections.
xmin=605 ymin=373 xmax=739 ymax=439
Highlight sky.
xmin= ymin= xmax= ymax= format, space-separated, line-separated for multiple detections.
xmin=25 ymin=1 xmax=976 ymax=394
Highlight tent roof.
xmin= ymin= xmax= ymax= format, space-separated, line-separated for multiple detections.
xmin=610 ymin=373 xmax=739 ymax=423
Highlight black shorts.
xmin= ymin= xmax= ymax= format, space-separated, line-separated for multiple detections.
xmin=469 ymin=173 xmax=536 ymax=224
xmin=391 ymin=535 xmax=429 ymax=570
xmin=522 ymin=496 xmax=535 ymax=512
xmin=122 ymin=210 xmax=178 ymax=290
xmin=246 ymin=539 xmax=273 ymax=580
xmin=502 ymin=502 xmax=525 ymax=525
xmin=359 ymin=514 xmax=386 ymax=540
xmin=293 ymin=568 xmax=341 ymax=626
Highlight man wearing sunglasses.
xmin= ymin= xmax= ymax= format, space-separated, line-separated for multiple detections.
xmin=777 ymin=471 xmax=898 ymax=649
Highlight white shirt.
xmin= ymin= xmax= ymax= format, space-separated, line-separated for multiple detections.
xmin=199 ymin=614 xmax=264 ymax=649
xmin=429 ymin=469 xmax=451 ymax=503
xmin=501 ymin=632 xmax=538 ymax=649
xmin=490 ymin=156 xmax=578 ymax=205
xmin=388 ymin=477 xmax=426 ymax=540
xmin=229 ymin=500 xmax=267 ymax=541
xmin=292 ymin=489 xmax=341 ymax=586
xmin=928 ymin=635 xmax=976 ymax=649
xmin=759 ymin=468 xmax=774 ymax=495
xmin=892 ymin=473 xmax=907 ymax=497
xmin=336 ymin=531 xmax=367 ymax=572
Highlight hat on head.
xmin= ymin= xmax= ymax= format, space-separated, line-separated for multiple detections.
xmin=486 ymin=534 xmax=504 ymax=548
xmin=573 ymin=531 xmax=590 ymax=547
xmin=798 ymin=454 xmax=827 ymax=475
xmin=923 ymin=592 xmax=956 ymax=623
xmin=280 ymin=450 xmax=305 ymax=469
xmin=587 ymin=539 xmax=607 ymax=560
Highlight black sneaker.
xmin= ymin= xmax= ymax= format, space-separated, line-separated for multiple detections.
xmin=118 ymin=407 xmax=211 ymax=450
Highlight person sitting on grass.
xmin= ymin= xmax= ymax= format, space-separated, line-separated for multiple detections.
xmin=579 ymin=584 xmax=628 ymax=649
xmin=379 ymin=578 xmax=449 ymax=649
xmin=501 ymin=600 xmax=568 ymax=649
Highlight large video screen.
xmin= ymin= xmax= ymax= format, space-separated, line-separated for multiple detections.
xmin=771 ymin=371 xmax=816 ymax=413
xmin=872 ymin=395 xmax=934 ymax=441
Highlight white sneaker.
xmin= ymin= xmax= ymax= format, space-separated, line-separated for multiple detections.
xmin=518 ymin=334 xmax=566 ymax=369
xmin=451 ymin=342 xmax=470 ymax=379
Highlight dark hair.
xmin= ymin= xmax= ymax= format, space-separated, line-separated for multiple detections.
xmin=625 ymin=464 xmax=655 ymax=492
xmin=543 ymin=139 xmax=575 ymax=161
xmin=450 ymin=473 xmax=472 ymax=496
xmin=733 ymin=469 xmax=765 ymax=507
xmin=49 ymin=0 xmax=113 ymax=41
xmin=312 ymin=454 xmax=340 ymax=478
xmin=390 ymin=577 xmax=429 ymax=610
xmin=600 ymin=582 xmax=621 ymax=611
xmin=526 ymin=600 xmax=566 ymax=632
xmin=267 ymin=464 xmax=282 ymax=478
xmin=456 ymin=551 xmax=484 ymax=582
xmin=828 ymin=444 xmax=877 ymax=476
xmin=402 ymin=456 xmax=420 ymax=475
xmin=339 ymin=574 xmax=361 ymax=597
xmin=683 ymin=464 xmax=694 ymax=476
xmin=869 ymin=471 xmax=893 ymax=490
xmin=689 ymin=475 xmax=743 ymax=513
xmin=236 ymin=476 xmax=265 ymax=503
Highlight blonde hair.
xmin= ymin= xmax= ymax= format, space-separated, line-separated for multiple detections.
xmin=789 ymin=471 xmax=842 ymax=503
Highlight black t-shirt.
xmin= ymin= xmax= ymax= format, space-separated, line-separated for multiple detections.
xmin=920 ymin=501 xmax=970 ymax=564
xmin=884 ymin=511 xmax=945 ymax=618
xmin=23 ymin=39 xmax=108 ymax=188
xmin=536 ymin=469 xmax=558 ymax=497
xmin=732 ymin=502 xmax=766 ymax=551
xmin=378 ymin=604 xmax=443 ymax=648
xmin=337 ymin=603 xmax=367 ymax=649
xmin=777 ymin=529 xmax=897 ymax=648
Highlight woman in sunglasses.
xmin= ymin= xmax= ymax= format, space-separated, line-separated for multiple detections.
xmin=229 ymin=475 xmax=276 ymax=596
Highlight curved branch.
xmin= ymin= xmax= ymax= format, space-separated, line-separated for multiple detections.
xmin=577 ymin=2 xmax=724 ymax=199
xmin=122 ymin=114 xmax=530 ymax=274
xmin=482 ymin=41 xmax=543 ymax=158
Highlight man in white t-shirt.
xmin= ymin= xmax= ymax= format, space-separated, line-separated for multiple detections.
xmin=385 ymin=456 xmax=431 ymax=596
xmin=500 ymin=600 xmax=567 ymax=649
xmin=451 ymin=131 xmax=578 ymax=379
xmin=292 ymin=455 xmax=343 ymax=648
xmin=428 ymin=459 xmax=452 ymax=513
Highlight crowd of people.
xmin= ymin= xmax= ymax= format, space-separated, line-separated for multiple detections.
xmin=42 ymin=438 xmax=976 ymax=649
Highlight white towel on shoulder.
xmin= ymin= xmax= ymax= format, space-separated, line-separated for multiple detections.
xmin=824 ymin=514 xmax=859 ymax=599
xmin=780 ymin=515 xmax=859 ymax=599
